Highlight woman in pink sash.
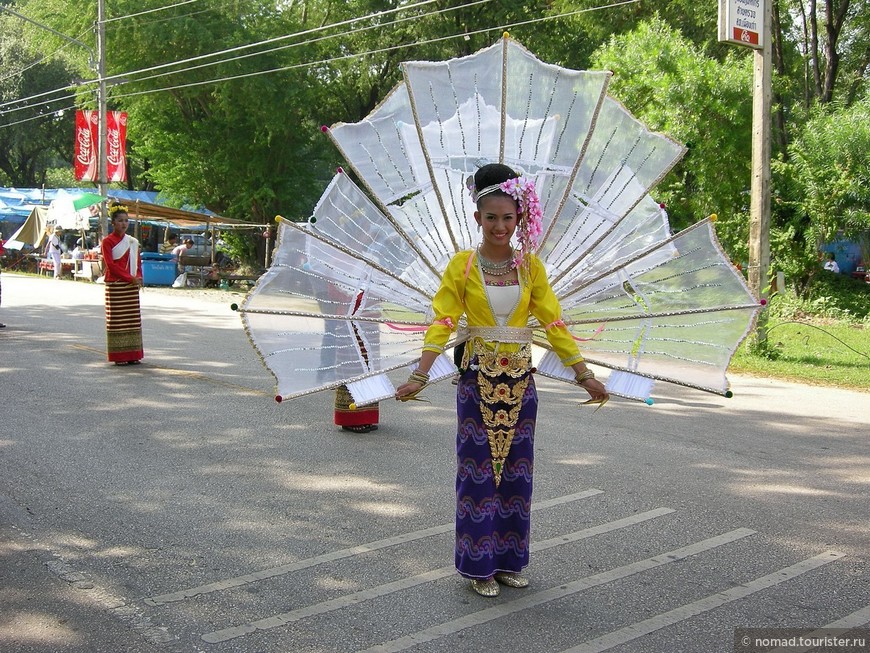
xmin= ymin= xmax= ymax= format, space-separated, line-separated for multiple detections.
xmin=100 ymin=203 xmax=144 ymax=365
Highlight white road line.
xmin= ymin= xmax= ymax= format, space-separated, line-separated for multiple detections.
xmin=355 ymin=527 xmax=756 ymax=653
xmin=146 ymin=488 xmax=603 ymax=606
xmin=768 ymin=602 xmax=870 ymax=653
xmin=560 ymin=550 xmax=845 ymax=653
xmin=200 ymin=507 xmax=675 ymax=644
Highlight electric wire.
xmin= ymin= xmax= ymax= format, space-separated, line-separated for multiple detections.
xmin=0 ymin=104 xmax=77 ymax=128
xmin=0 ymin=28 xmax=91 ymax=86
xmin=1 ymin=0 xmax=640 ymax=124
xmin=114 ymin=0 xmax=643 ymax=99
xmin=103 ymin=0 xmax=201 ymax=23
xmin=0 ymin=0 xmax=454 ymax=114
xmin=766 ymin=321 xmax=870 ymax=363
xmin=0 ymin=0 xmax=445 ymax=113
xmin=111 ymin=0 xmax=493 ymax=90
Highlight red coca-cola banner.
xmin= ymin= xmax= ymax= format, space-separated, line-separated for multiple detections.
xmin=74 ymin=110 xmax=98 ymax=181
xmin=73 ymin=110 xmax=128 ymax=182
xmin=106 ymin=111 xmax=127 ymax=182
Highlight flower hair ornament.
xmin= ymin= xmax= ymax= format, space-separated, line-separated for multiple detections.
xmin=465 ymin=173 xmax=543 ymax=272
xmin=108 ymin=204 xmax=129 ymax=217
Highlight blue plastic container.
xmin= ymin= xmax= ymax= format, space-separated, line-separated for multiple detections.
xmin=141 ymin=252 xmax=176 ymax=286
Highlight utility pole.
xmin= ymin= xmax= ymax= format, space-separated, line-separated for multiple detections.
xmin=748 ymin=0 xmax=772 ymax=343
xmin=97 ymin=0 xmax=108 ymax=238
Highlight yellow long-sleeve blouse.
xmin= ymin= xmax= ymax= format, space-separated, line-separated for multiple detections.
xmin=423 ymin=250 xmax=584 ymax=366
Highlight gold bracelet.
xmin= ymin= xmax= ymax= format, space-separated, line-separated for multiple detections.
xmin=575 ymin=369 xmax=595 ymax=384
xmin=407 ymin=369 xmax=430 ymax=386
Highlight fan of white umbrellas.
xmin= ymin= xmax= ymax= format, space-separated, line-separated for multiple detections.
xmin=236 ymin=35 xmax=762 ymax=407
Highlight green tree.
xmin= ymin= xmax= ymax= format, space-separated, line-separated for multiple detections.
xmin=0 ymin=13 xmax=76 ymax=186
xmin=590 ymin=17 xmax=754 ymax=259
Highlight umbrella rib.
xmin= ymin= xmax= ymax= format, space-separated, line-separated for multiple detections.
xmin=538 ymin=71 xmax=612 ymax=253
xmin=557 ymin=218 xmax=714 ymax=303
xmin=556 ymin=303 xmax=761 ymax=326
xmin=280 ymin=218 xmax=434 ymax=300
xmin=324 ymin=127 xmax=444 ymax=281
xmin=401 ymin=63 xmax=460 ymax=253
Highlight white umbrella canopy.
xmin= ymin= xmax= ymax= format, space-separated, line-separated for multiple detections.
xmin=238 ymin=36 xmax=762 ymax=406
xmin=47 ymin=190 xmax=100 ymax=230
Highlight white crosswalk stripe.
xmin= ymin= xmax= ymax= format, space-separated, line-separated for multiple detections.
xmin=559 ymin=551 xmax=845 ymax=653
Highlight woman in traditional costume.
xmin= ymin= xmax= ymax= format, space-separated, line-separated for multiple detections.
xmin=333 ymin=289 xmax=379 ymax=433
xmin=100 ymin=203 xmax=144 ymax=365
xmin=396 ymin=164 xmax=607 ymax=597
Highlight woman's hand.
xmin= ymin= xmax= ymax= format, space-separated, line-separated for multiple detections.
xmin=395 ymin=380 xmax=424 ymax=400
xmin=579 ymin=377 xmax=608 ymax=402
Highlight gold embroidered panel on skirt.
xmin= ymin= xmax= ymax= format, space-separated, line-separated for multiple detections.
xmin=473 ymin=341 xmax=532 ymax=487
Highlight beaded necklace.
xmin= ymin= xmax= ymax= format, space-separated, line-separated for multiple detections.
xmin=477 ymin=246 xmax=516 ymax=277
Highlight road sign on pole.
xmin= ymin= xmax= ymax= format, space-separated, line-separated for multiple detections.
xmin=718 ymin=0 xmax=765 ymax=50
xmin=720 ymin=0 xmax=771 ymax=343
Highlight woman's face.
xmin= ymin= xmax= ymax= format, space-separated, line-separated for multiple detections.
xmin=112 ymin=214 xmax=129 ymax=235
xmin=475 ymin=194 xmax=518 ymax=250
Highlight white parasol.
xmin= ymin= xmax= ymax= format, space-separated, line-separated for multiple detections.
xmin=238 ymin=36 xmax=762 ymax=406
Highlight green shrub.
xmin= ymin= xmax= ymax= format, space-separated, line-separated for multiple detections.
xmin=770 ymin=271 xmax=870 ymax=323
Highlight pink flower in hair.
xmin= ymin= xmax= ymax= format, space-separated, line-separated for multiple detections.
xmin=500 ymin=176 xmax=543 ymax=269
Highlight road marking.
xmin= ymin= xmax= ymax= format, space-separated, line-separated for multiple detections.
xmin=146 ymin=488 xmax=604 ymax=606
xmin=357 ymin=528 xmax=756 ymax=653
xmin=560 ymin=550 xmax=845 ymax=653
xmin=200 ymin=507 xmax=674 ymax=643
xmin=768 ymin=601 xmax=870 ymax=653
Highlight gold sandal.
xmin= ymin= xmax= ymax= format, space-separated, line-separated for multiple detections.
xmin=470 ymin=577 xmax=500 ymax=597
xmin=494 ymin=572 xmax=529 ymax=588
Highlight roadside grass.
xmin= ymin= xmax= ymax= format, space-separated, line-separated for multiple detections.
xmin=729 ymin=319 xmax=870 ymax=391
xmin=728 ymin=273 xmax=870 ymax=392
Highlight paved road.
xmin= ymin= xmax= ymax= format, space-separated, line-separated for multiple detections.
xmin=1 ymin=272 xmax=868 ymax=653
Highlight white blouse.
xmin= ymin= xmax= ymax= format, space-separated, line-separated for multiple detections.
xmin=485 ymin=284 xmax=520 ymax=326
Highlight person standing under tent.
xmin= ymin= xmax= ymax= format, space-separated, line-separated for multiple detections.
xmin=45 ymin=225 xmax=64 ymax=279
xmin=100 ymin=203 xmax=144 ymax=365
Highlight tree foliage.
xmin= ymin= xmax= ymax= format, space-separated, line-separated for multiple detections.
xmin=787 ymin=94 xmax=870 ymax=241
xmin=1 ymin=0 xmax=868 ymax=288
xmin=0 ymin=12 xmax=75 ymax=185
xmin=591 ymin=17 xmax=753 ymax=257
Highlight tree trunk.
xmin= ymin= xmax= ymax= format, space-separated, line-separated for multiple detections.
xmin=809 ymin=0 xmax=822 ymax=98
xmin=771 ymin=0 xmax=790 ymax=153
xmin=820 ymin=0 xmax=851 ymax=103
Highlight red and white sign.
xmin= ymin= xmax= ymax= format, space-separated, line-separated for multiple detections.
xmin=718 ymin=0 xmax=764 ymax=50
xmin=74 ymin=110 xmax=99 ymax=181
xmin=106 ymin=111 xmax=128 ymax=182
xmin=73 ymin=110 xmax=128 ymax=182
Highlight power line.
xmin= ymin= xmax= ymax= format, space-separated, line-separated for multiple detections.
xmin=1 ymin=0 xmax=641 ymax=125
xmin=115 ymin=0 xmax=642 ymax=99
xmin=0 ymin=28 xmax=91 ymax=86
xmin=115 ymin=0 xmax=493 ymax=89
xmin=104 ymin=0 xmax=201 ymax=23
xmin=0 ymin=0 xmax=445 ymax=113
xmin=108 ymin=6 xmax=217 ymax=28
xmin=100 ymin=0 xmax=443 ymax=86
xmin=0 ymin=104 xmax=76 ymax=128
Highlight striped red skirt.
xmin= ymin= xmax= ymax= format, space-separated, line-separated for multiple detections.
xmin=105 ymin=281 xmax=143 ymax=362
xmin=334 ymin=385 xmax=379 ymax=427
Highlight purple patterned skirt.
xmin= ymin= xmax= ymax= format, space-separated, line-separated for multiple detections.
xmin=455 ymin=357 xmax=537 ymax=579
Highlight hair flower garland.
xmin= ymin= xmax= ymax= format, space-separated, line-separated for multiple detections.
xmin=500 ymin=176 xmax=543 ymax=270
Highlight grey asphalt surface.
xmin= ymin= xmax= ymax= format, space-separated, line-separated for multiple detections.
xmin=1 ymin=272 xmax=868 ymax=653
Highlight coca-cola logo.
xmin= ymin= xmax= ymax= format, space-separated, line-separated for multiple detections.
xmin=76 ymin=126 xmax=93 ymax=165
xmin=107 ymin=128 xmax=123 ymax=166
